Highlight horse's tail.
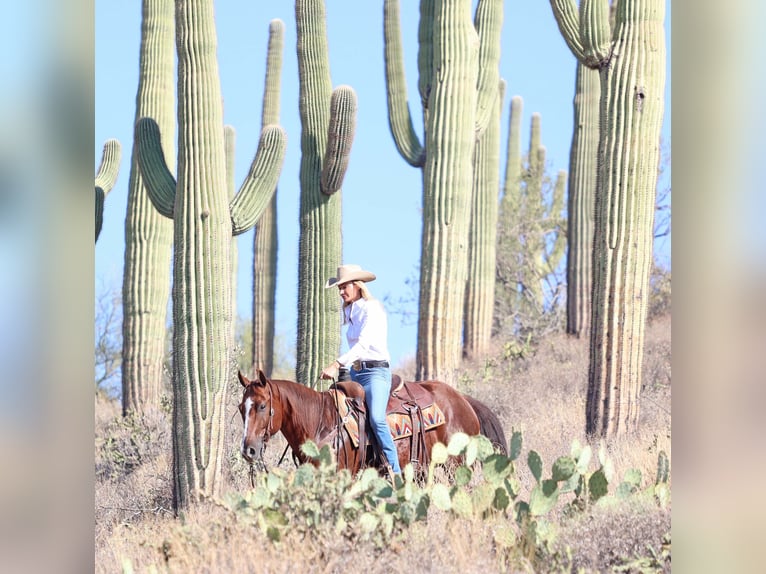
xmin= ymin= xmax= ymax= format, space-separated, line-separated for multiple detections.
xmin=464 ymin=395 xmax=507 ymax=455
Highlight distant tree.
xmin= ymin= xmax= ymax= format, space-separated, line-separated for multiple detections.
xmin=95 ymin=282 xmax=122 ymax=398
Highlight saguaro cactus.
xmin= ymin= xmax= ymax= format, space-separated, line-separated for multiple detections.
xmin=120 ymin=0 xmax=174 ymax=417
xmin=295 ymin=0 xmax=357 ymax=387
xmin=550 ymin=0 xmax=666 ymax=436
xmin=384 ymin=0 xmax=503 ymax=382
xmin=565 ymin=62 xmax=600 ymax=337
xmin=94 ymin=139 xmax=121 ymax=242
xmin=496 ymin=101 xmax=567 ymax=336
xmin=136 ymin=0 xmax=287 ymax=508
xmin=252 ymin=19 xmax=284 ymax=378
xmin=463 ymin=80 xmax=504 ymax=358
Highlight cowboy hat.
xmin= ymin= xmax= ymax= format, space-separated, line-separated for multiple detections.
xmin=324 ymin=264 xmax=376 ymax=288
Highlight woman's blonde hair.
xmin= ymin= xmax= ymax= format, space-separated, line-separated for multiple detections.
xmin=342 ymin=280 xmax=373 ymax=324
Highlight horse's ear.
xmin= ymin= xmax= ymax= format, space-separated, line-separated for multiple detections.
xmin=256 ymin=369 xmax=269 ymax=387
xmin=237 ymin=370 xmax=250 ymax=388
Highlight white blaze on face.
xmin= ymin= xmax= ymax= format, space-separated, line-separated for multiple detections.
xmin=242 ymin=397 xmax=254 ymax=452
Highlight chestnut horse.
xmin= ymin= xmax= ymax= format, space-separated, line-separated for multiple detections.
xmin=237 ymin=370 xmax=506 ymax=475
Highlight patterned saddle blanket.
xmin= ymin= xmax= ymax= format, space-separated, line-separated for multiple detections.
xmin=328 ymin=383 xmax=445 ymax=448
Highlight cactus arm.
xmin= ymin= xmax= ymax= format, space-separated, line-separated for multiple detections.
xmin=473 ymin=0 xmax=504 ymax=135
xmin=261 ymin=19 xmax=284 ymax=127
xmin=230 ymin=125 xmax=287 ymax=236
xmin=383 ymin=0 xmax=425 ymax=167
xmin=550 ymin=0 xmax=611 ymax=68
xmin=550 ymin=0 xmax=587 ymax=62
xmin=95 ymin=139 xmax=121 ymax=241
xmin=580 ymin=0 xmax=612 ymax=64
xmin=320 ymin=85 xmax=357 ymax=195
xmin=417 ymin=0 xmax=435 ymax=112
xmin=95 ymin=139 xmax=122 ymax=195
xmin=135 ymin=117 xmax=176 ymax=218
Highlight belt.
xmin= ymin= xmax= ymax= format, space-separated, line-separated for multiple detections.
xmin=351 ymin=360 xmax=389 ymax=370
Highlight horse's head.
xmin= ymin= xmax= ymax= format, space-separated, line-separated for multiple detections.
xmin=238 ymin=369 xmax=275 ymax=467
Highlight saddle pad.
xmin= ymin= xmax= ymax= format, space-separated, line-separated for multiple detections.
xmin=329 ymin=390 xmax=446 ymax=446
xmin=388 ymin=404 xmax=445 ymax=441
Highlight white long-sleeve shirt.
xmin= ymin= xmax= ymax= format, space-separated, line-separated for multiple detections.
xmin=337 ymin=297 xmax=390 ymax=366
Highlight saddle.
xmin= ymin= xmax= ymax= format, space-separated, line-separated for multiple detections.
xmin=329 ymin=375 xmax=445 ymax=469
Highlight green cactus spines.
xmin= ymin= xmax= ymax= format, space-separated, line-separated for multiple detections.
xmin=321 ymin=86 xmax=358 ymax=195
xmin=295 ymin=0 xmax=357 ymax=387
xmin=550 ymin=0 xmax=666 ymax=437
xmin=472 ymin=2 xmax=503 ymax=135
xmin=463 ymin=80 xmax=503 ymax=358
xmin=566 ymin=63 xmax=600 ymax=337
xmin=136 ymin=0 xmax=286 ymax=508
xmin=95 ymin=139 xmax=121 ymax=242
xmin=120 ymin=0 xmax=174 ymax=417
xmin=384 ymin=0 xmax=503 ymax=382
xmin=252 ymin=19 xmax=284 ymax=377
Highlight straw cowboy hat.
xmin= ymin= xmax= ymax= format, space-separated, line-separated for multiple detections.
xmin=325 ymin=264 xmax=377 ymax=288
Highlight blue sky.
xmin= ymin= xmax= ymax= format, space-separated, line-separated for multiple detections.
xmin=95 ymin=1 xmax=671 ymax=371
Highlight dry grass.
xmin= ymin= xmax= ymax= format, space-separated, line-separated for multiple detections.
xmin=95 ymin=313 xmax=671 ymax=573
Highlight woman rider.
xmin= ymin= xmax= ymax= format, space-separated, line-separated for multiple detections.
xmin=320 ymin=264 xmax=401 ymax=479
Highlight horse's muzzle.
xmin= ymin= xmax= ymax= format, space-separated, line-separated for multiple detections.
xmin=241 ymin=437 xmax=267 ymax=467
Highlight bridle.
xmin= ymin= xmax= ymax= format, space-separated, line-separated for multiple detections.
xmin=246 ymin=380 xmax=275 ymax=485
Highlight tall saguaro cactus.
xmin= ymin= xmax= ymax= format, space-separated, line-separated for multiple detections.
xmin=252 ymin=19 xmax=284 ymax=377
xmin=496 ymin=100 xmax=567 ymax=336
xmin=136 ymin=0 xmax=287 ymax=509
xmin=463 ymin=80 xmax=504 ymax=358
xmin=550 ymin=0 xmax=666 ymax=437
xmin=566 ymin=62 xmax=600 ymax=337
xmin=295 ymin=0 xmax=357 ymax=387
xmin=95 ymin=139 xmax=121 ymax=242
xmin=121 ymin=0 xmax=174 ymax=417
xmin=384 ymin=0 xmax=503 ymax=382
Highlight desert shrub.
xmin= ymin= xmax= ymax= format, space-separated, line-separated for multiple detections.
xmin=96 ymin=406 xmax=169 ymax=481
xmin=648 ymin=264 xmax=671 ymax=320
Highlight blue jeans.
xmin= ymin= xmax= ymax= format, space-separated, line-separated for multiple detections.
xmin=350 ymin=366 xmax=401 ymax=473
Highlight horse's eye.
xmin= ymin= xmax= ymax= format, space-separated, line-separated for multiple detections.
xmin=258 ymin=403 xmax=267 ymax=412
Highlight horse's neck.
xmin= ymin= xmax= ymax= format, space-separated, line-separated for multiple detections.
xmin=273 ymin=380 xmax=327 ymax=448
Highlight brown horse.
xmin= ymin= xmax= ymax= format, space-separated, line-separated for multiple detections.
xmin=237 ymin=370 xmax=501 ymax=475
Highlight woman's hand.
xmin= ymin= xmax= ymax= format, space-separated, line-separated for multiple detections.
xmin=320 ymin=360 xmax=340 ymax=380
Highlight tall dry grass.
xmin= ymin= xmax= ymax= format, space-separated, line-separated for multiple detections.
xmin=95 ymin=312 xmax=671 ymax=573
